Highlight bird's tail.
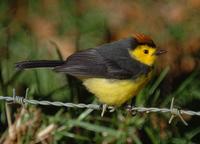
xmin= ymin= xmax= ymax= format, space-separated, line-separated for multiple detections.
xmin=15 ymin=60 xmax=65 ymax=70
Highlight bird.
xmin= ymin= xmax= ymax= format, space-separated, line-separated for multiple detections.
xmin=15 ymin=33 xmax=167 ymax=116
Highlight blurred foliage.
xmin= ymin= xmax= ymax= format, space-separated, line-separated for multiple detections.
xmin=0 ymin=0 xmax=200 ymax=143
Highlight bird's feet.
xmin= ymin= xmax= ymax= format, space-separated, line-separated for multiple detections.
xmin=100 ymin=104 xmax=115 ymax=117
xmin=126 ymin=104 xmax=137 ymax=116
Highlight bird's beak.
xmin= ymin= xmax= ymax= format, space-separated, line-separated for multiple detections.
xmin=154 ymin=49 xmax=167 ymax=55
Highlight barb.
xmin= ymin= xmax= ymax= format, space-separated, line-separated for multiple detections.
xmin=0 ymin=89 xmax=200 ymax=125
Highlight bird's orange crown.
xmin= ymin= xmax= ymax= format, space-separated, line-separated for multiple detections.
xmin=133 ymin=33 xmax=156 ymax=47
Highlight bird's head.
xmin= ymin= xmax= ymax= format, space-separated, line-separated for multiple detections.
xmin=129 ymin=34 xmax=167 ymax=66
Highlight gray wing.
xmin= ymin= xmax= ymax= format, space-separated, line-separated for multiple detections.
xmin=54 ymin=49 xmax=133 ymax=79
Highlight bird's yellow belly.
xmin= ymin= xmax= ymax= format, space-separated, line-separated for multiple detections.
xmin=83 ymin=72 xmax=152 ymax=106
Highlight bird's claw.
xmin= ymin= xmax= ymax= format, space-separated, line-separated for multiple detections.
xmin=126 ymin=105 xmax=137 ymax=116
xmin=100 ymin=104 xmax=115 ymax=117
xmin=101 ymin=104 xmax=107 ymax=117
xmin=108 ymin=106 xmax=115 ymax=112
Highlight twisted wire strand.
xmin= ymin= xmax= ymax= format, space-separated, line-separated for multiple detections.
xmin=0 ymin=95 xmax=200 ymax=116
xmin=0 ymin=89 xmax=200 ymax=125
xmin=0 ymin=96 xmax=100 ymax=110
xmin=128 ymin=107 xmax=200 ymax=116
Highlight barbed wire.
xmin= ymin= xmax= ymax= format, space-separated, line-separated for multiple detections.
xmin=0 ymin=89 xmax=200 ymax=126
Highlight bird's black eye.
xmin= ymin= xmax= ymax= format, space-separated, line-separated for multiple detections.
xmin=144 ymin=49 xmax=149 ymax=54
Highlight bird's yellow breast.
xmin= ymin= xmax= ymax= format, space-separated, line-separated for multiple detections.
xmin=83 ymin=72 xmax=152 ymax=106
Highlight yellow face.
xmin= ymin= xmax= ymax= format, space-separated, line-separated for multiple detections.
xmin=129 ymin=45 xmax=157 ymax=66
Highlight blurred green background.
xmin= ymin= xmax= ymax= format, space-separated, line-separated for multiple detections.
xmin=0 ymin=0 xmax=200 ymax=143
